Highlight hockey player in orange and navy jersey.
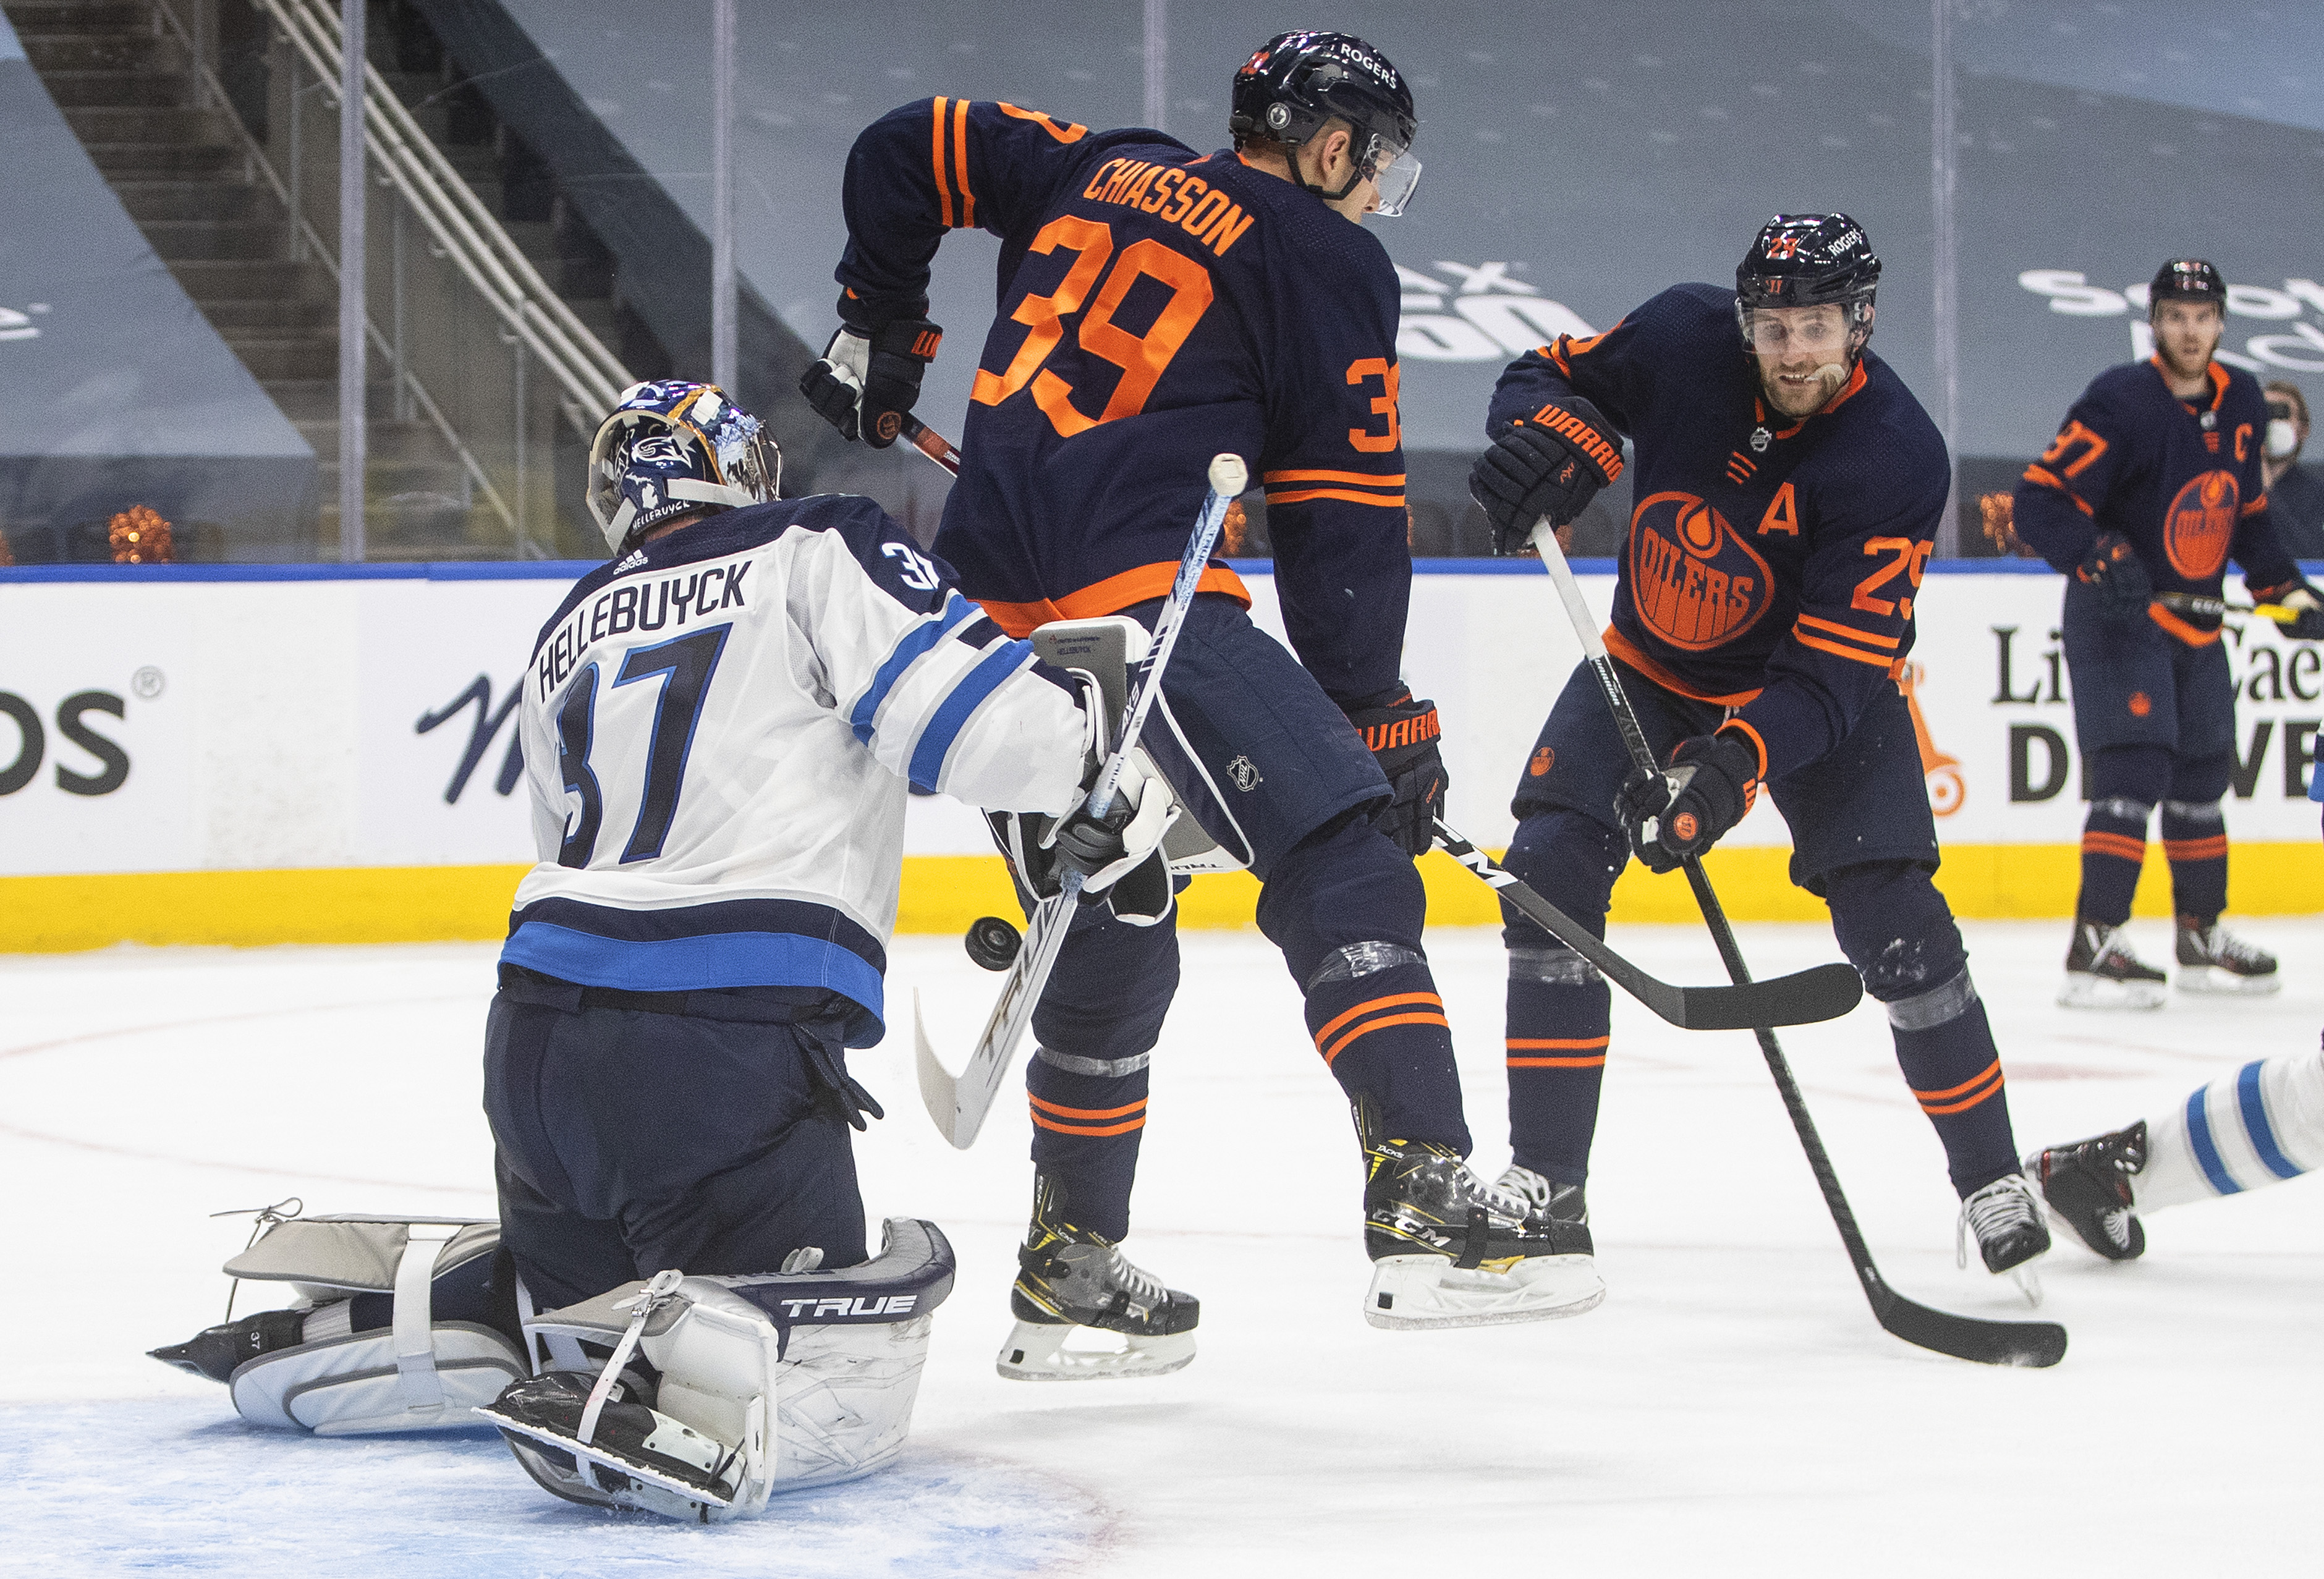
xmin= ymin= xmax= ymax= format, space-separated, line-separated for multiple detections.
xmin=804 ymin=32 xmax=1597 ymax=1377
xmin=1467 ymin=215 xmax=2052 ymax=1295
xmin=2012 ymin=259 xmax=2324 ymax=1010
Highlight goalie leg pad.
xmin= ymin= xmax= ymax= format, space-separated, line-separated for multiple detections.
xmin=205 ymin=1214 xmax=527 ymax=1436
xmin=492 ymin=1218 xmax=956 ymax=1521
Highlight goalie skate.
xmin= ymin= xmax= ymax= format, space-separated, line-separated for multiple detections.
xmin=998 ymin=1175 xmax=1197 ymax=1381
xmin=480 ymin=1369 xmax=742 ymax=1522
xmin=1363 ymin=1137 xmax=1601 ymax=1331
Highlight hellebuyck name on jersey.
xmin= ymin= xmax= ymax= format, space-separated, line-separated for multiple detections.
xmin=533 ymin=559 xmax=757 ymax=701
xmin=499 ymin=496 xmax=1088 ymax=1044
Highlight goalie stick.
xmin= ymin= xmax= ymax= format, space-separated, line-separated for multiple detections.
xmin=1431 ymin=821 xmax=1860 ymax=1030
xmin=915 ymin=452 xmax=1249 ymax=1149
xmin=1527 ymin=517 xmax=2067 ymax=1368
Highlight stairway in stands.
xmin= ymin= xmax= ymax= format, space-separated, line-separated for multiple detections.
xmin=6 ymin=0 xmax=664 ymax=558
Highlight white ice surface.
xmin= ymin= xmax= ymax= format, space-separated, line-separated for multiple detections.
xmin=3 ymin=919 xmax=2320 ymax=1573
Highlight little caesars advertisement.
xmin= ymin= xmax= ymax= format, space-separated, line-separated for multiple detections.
xmin=0 ymin=569 xmax=2317 ymax=892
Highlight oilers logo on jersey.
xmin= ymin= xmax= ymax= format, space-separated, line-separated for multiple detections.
xmin=1627 ymin=491 xmax=1772 ymax=651
xmin=2163 ymin=470 xmax=2239 ymax=578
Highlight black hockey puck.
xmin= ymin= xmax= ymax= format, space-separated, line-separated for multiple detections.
xmin=964 ymin=915 xmax=1023 ymax=972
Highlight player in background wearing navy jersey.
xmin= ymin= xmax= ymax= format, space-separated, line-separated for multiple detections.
xmin=2013 ymin=260 xmax=2324 ymax=1010
xmin=1467 ymin=216 xmax=2051 ymax=1297
xmin=805 ymin=32 xmax=1597 ymax=1374
xmin=2024 ymin=771 xmax=2324 ymax=1261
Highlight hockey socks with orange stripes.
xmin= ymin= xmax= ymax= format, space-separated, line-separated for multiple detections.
xmin=1303 ymin=952 xmax=1471 ymax=1154
xmin=1502 ymin=944 xmax=1611 ymax=1187
xmin=2074 ymin=745 xmax=2172 ymax=926
xmin=1025 ymin=1049 xmax=1150 ymax=1244
xmin=1826 ymin=860 xmax=2020 ymax=1198
xmin=2160 ymin=797 xmax=2227 ymax=924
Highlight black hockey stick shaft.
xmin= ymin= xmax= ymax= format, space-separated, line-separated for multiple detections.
xmin=1433 ymin=819 xmax=1860 ymax=1030
xmin=2154 ymin=589 xmax=2297 ymax=627
xmin=1528 ymin=519 xmax=2065 ymax=1367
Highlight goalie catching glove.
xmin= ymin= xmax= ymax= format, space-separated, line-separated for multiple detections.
xmin=1468 ymin=397 xmax=1625 ymax=554
xmin=799 ymin=313 xmax=943 ymax=447
xmin=1616 ymin=727 xmax=1760 ymax=873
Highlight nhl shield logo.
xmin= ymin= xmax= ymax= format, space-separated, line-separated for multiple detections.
xmin=1749 ymin=427 xmax=1771 ymax=452
xmin=1227 ymin=754 xmax=1263 ymax=792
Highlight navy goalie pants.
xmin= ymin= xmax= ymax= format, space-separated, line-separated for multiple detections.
xmin=482 ymin=965 xmax=868 ymax=1311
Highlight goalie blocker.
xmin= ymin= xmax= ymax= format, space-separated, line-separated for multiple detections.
xmin=150 ymin=1209 xmax=954 ymax=1523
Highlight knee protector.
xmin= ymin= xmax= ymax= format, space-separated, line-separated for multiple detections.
xmin=2166 ymin=750 xmax=2233 ymax=808
xmin=2085 ymin=744 xmax=2173 ymax=811
xmin=1823 ymin=860 xmax=1970 ymax=1005
xmin=1499 ymin=811 xmax=1626 ymax=950
xmin=488 ymin=1217 xmax=954 ymax=1523
xmin=218 ymin=1214 xmax=527 ymax=1436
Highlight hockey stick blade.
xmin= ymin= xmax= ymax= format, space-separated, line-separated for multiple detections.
xmin=1433 ymin=820 xmax=1862 ymax=1030
xmin=1869 ymin=1282 xmax=2067 ymax=1368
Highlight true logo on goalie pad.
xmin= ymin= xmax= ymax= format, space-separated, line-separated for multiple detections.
xmin=774 ymin=1293 xmax=918 ymax=1319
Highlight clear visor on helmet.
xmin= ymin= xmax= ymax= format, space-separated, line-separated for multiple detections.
xmin=1736 ymin=298 xmax=1870 ymax=354
xmin=1359 ymin=133 xmax=1422 ymax=216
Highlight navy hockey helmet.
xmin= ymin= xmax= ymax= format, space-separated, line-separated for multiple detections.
xmin=1735 ymin=213 xmax=1881 ymax=353
xmin=1229 ymin=30 xmax=1421 ymax=215
xmin=2148 ymin=258 xmax=2226 ymax=318
xmin=585 ymin=380 xmax=778 ymax=554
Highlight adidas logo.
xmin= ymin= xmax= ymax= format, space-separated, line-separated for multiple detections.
xmin=615 ymin=549 xmax=647 ymax=572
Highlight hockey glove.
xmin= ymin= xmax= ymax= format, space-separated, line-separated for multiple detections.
xmin=2074 ymin=531 xmax=2152 ymax=620
xmin=1345 ymin=688 xmax=1449 ymax=859
xmin=989 ymin=750 xmax=1179 ymax=925
xmin=2251 ymin=578 xmax=2324 ymax=641
xmin=798 ymin=318 xmax=943 ymax=447
xmin=1615 ymin=728 xmax=1759 ymax=874
xmin=1467 ymin=397 xmax=1625 ymax=555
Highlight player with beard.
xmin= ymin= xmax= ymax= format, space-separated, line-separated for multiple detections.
xmin=1466 ymin=214 xmax=2051 ymax=1300
xmin=2012 ymin=260 xmax=2324 ymax=1009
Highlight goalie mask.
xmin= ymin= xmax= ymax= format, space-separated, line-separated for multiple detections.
xmin=587 ymin=380 xmax=779 ymax=555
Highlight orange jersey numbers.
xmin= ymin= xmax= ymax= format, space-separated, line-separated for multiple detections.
xmin=1851 ymin=536 xmax=1918 ymax=618
xmin=2038 ymin=418 xmax=2109 ymax=478
xmin=1346 ymin=358 xmax=1402 ymax=453
xmin=973 ymin=216 xmax=1216 ymax=439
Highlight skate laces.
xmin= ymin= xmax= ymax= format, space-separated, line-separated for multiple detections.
xmin=1955 ymin=1176 xmax=2038 ymax=1269
xmin=2203 ymin=926 xmax=2270 ymax=967
xmin=1105 ymin=1248 xmax=1168 ymax=1308
xmin=1494 ymin=1165 xmax=1554 ymax=1214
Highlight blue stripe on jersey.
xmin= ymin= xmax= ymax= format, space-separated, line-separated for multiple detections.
xmin=849 ymin=593 xmax=977 ymax=746
xmin=2236 ymin=1060 xmax=2306 ymax=1180
xmin=909 ymin=639 xmax=1030 ymax=790
xmin=501 ymin=921 xmax=886 ymax=1024
xmin=2186 ymin=1086 xmax=2240 ymax=1195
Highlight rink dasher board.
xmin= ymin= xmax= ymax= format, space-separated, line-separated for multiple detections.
xmin=0 ymin=562 xmax=2317 ymax=947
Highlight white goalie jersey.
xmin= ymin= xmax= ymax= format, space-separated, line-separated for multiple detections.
xmin=501 ymin=494 xmax=1088 ymax=1040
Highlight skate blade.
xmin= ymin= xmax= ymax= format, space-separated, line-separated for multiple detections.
xmin=2008 ymin=1263 xmax=2045 ymax=1309
xmin=2174 ymin=965 xmax=2281 ymax=997
xmin=475 ymin=1405 xmax=737 ymax=1513
xmin=1363 ymin=1253 xmax=1606 ymax=1331
xmin=995 ymin=1319 xmax=1195 ymax=1382
xmin=2055 ymin=975 xmax=2166 ymax=1011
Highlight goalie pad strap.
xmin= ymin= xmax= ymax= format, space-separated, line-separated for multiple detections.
xmin=391 ymin=1226 xmax=460 ymax=1413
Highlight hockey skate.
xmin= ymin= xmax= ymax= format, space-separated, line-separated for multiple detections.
xmin=1956 ymin=1172 xmax=2050 ymax=1306
xmin=998 ymin=1177 xmax=1197 ymax=1382
xmin=481 ymin=1368 xmax=744 ymax=1521
xmin=148 ymin=1307 xmax=310 ymax=1383
xmin=2057 ymin=921 xmax=2166 ymax=1011
xmin=1495 ymin=1163 xmax=1588 ymax=1226
xmin=2174 ymin=918 xmax=2280 ymax=997
xmin=1363 ymin=1124 xmax=1601 ymax=1330
xmin=2025 ymin=1121 xmax=2148 ymax=1261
